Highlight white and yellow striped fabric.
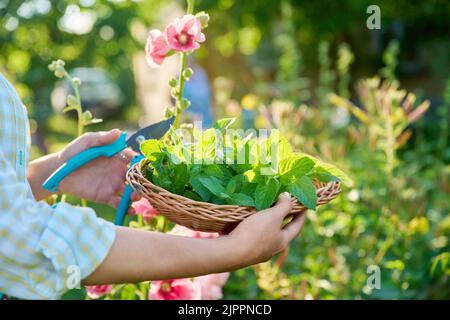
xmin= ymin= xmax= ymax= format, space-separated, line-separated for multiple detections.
xmin=0 ymin=72 xmax=116 ymax=299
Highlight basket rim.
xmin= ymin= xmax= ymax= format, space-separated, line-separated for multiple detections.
xmin=127 ymin=159 xmax=342 ymax=211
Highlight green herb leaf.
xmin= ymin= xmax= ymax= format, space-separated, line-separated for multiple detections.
xmin=140 ymin=140 xmax=163 ymax=161
xmin=255 ymin=178 xmax=280 ymax=210
xmin=289 ymin=176 xmax=317 ymax=210
xmin=279 ymin=155 xmax=315 ymax=176
xmin=198 ymin=176 xmax=227 ymax=198
xmin=189 ymin=172 xmax=212 ymax=201
xmin=213 ymin=118 xmax=236 ymax=132
xmin=228 ymin=193 xmax=255 ymax=207
xmin=172 ymin=164 xmax=188 ymax=194
xmin=226 ymin=179 xmax=237 ymax=194
xmin=316 ymin=162 xmax=353 ymax=186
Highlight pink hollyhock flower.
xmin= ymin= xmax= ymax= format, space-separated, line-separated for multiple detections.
xmin=86 ymin=285 xmax=113 ymax=299
xmin=195 ymin=273 xmax=230 ymax=300
xmin=149 ymin=279 xmax=201 ymax=300
xmin=145 ymin=29 xmax=170 ymax=68
xmin=165 ymin=14 xmax=205 ymax=52
xmin=131 ymin=198 xmax=159 ymax=223
xmin=169 ymin=224 xmax=219 ymax=239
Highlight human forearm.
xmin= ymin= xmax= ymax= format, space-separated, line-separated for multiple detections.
xmin=27 ymin=152 xmax=62 ymax=200
xmin=83 ymin=226 xmax=245 ymax=285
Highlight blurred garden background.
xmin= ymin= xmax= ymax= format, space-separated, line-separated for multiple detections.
xmin=1 ymin=0 xmax=449 ymax=299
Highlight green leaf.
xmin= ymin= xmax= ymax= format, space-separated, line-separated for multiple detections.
xmin=67 ymin=94 xmax=78 ymax=107
xmin=311 ymin=166 xmax=340 ymax=183
xmin=316 ymin=162 xmax=353 ymax=186
xmin=204 ymin=164 xmax=224 ymax=179
xmin=228 ymin=193 xmax=255 ymax=207
xmin=189 ymin=172 xmax=212 ymax=201
xmin=226 ymin=179 xmax=237 ymax=194
xmin=213 ymin=118 xmax=236 ymax=132
xmin=289 ymin=176 xmax=317 ymax=210
xmin=183 ymin=190 xmax=202 ymax=201
xmin=279 ymin=156 xmax=315 ymax=176
xmin=255 ymin=178 xmax=280 ymax=210
xmin=198 ymin=176 xmax=227 ymax=198
xmin=268 ymin=129 xmax=293 ymax=161
xmin=172 ymin=164 xmax=188 ymax=194
xmin=141 ymin=140 xmax=163 ymax=161
xmin=243 ymin=169 xmax=256 ymax=182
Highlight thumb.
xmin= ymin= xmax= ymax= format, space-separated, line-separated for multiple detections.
xmin=269 ymin=192 xmax=293 ymax=220
xmin=84 ymin=129 xmax=121 ymax=148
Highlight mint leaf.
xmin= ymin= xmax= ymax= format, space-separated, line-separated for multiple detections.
xmin=228 ymin=193 xmax=255 ymax=207
xmin=289 ymin=176 xmax=317 ymax=210
xmin=226 ymin=179 xmax=237 ymax=194
xmin=255 ymin=178 xmax=280 ymax=210
xmin=316 ymin=162 xmax=353 ymax=186
xmin=172 ymin=164 xmax=188 ymax=194
xmin=279 ymin=156 xmax=315 ymax=176
xmin=268 ymin=129 xmax=293 ymax=161
xmin=213 ymin=118 xmax=236 ymax=132
xmin=183 ymin=190 xmax=202 ymax=201
xmin=243 ymin=169 xmax=257 ymax=183
xmin=140 ymin=139 xmax=163 ymax=161
xmin=198 ymin=176 xmax=227 ymax=198
xmin=204 ymin=164 xmax=224 ymax=179
xmin=310 ymin=166 xmax=339 ymax=183
xmin=189 ymin=172 xmax=212 ymax=201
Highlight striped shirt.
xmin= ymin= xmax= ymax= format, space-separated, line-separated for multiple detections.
xmin=0 ymin=72 xmax=116 ymax=299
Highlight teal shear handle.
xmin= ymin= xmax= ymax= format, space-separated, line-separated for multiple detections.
xmin=42 ymin=132 xmax=144 ymax=226
xmin=114 ymin=155 xmax=144 ymax=225
xmin=42 ymin=132 xmax=128 ymax=192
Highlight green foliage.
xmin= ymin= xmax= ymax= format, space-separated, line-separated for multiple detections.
xmin=379 ymin=40 xmax=400 ymax=84
xmin=141 ymin=119 xmax=349 ymax=210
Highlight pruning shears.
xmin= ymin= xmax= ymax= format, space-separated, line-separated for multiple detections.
xmin=42 ymin=117 xmax=174 ymax=226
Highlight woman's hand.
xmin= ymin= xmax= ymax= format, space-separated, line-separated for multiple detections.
xmin=57 ymin=129 xmax=138 ymax=208
xmin=228 ymin=192 xmax=306 ymax=266
xmin=28 ymin=129 xmax=139 ymax=210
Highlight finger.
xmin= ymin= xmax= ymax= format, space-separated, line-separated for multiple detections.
xmin=282 ymin=213 xmax=306 ymax=242
xmin=84 ymin=129 xmax=121 ymax=149
xmin=269 ymin=192 xmax=293 ymax=221
xmin=123 ymin=147 xmax=139 ymax=159
xmin=98 ymin=128 xmax=121 ymax=145
xmin=114 ymin=149 xmax=136 ymax=164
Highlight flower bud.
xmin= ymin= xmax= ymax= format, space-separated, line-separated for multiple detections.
xmin=67 ymin=94 xmax=78 ymax=107
xmin=170 ymin=88 xmax=179 ymax=99
xmin=182 ymin=68 xmax=194 ymax=80
xmin=72 ymin=77 xmax=82 ymax=86
xmin=54 ymin=67 xmax=65 ymax=78
xmin=179 ymin=98 xmax=191 ymax=111
xmin=56 ymin=59 xmax=65 ymax=67
xmin=168 ymin=77 xmax=178 ymax=87
xmin=48 ymin=61 xmax=57 ymax=72
xmin=195 ymin=11 xmax=210 ymax=28
xmin=165 ymin=106 xmax=175 ymax=118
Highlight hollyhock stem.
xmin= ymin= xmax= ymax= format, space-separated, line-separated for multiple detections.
xmin=173 ymin=0 xmax=195 ymax=129
xmin=173 ymin=53 xmax=187 ymax=129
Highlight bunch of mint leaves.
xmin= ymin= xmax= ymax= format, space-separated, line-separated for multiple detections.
xmin=140 ymin=118 xmax=350 ymax=211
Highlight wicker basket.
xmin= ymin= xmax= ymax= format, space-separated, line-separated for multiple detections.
xmin=127 ymin=160 xmax=342 ymax=233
